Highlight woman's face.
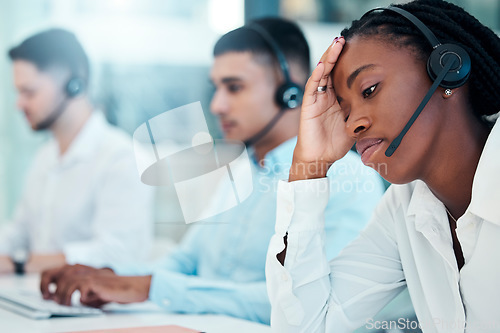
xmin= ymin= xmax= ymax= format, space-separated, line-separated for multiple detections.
xmin=332 ymin=36 xmax=448 ymax=184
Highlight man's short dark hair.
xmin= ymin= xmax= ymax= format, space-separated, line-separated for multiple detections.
xmin=8 ymin=28 xmax=89 ymax=85
xmin=213 ymin=17 xmax=310 ymax=84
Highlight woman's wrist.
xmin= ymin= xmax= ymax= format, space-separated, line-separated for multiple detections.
xmin=288 ymin=157 xmax=333 ymax=182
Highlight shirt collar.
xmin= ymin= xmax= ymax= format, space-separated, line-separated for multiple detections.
xmin=468 ymin=120 xmax=500 ymax=224
xmin=59 ymin=111 xmax=108 ymax=166
xmin=407 ymin=180 xmax=447 ymax=231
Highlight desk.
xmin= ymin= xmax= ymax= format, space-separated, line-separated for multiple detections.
xmin=0 ymin=275 xmax=271 ymax=333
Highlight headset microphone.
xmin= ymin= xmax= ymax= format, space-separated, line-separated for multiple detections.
xmin=361 ymin=6 xmax=471 ymax=157
xmin=385 ymin=59 xmax=454 ymax=156
xmin=243 ymin=110 xmax=285 ymax=147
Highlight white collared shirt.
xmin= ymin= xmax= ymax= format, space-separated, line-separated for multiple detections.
xmin=0 ymin=112 xmax=155 ymax=267
xmin=266 ymin=121 xmax=500 ymax=333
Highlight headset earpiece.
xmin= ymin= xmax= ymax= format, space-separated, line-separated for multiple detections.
xmin=427 ymin=43 xmax=471 ymax=89
xmin=276 ymin=82 xmax=303 ymax=109
xmin=65 ymin=77 xmax=85 ymax=97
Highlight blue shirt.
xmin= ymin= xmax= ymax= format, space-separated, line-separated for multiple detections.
xmin=115 ymin=137 xmax=385 ymax=324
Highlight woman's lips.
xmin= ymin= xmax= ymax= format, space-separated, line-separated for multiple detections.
xmin=356 ymin=138 xmax=383 ymax=164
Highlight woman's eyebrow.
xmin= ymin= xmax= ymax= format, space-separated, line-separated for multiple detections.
xmin=347 ymin=64 xmax=377 ymax=89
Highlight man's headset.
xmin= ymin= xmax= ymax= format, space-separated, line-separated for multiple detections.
xmin=361 ymin=6 xmax=471 ymax=157
xmin=242 ymin=23 xmax=304 ymax=146
xmin=36 ymin=74 xmax=86 ymax=130
xmin=65 ymin=76 xmax=85 ymax=98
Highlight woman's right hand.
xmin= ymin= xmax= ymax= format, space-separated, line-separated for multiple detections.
xmin=289 ymin=37 xmax=355 ymax=181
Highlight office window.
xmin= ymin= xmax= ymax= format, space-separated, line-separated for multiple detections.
xmin=281 ymin=0 xmax=500 ymax=31
xmin=0 ymin=0 xmax=242 ymax=227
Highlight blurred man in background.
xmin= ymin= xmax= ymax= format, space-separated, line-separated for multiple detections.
xmin=40 ymin=19 xmax=384 ymax=324
xmin=0 ymin=28 xmax=154 ymax=274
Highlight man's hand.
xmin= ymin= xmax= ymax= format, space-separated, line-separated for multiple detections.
xmin=0 ymin=256 xmax=15 ymax=274
xmin=52 ymin=275 xmax=152 ymax=307
xmin=25 ymin=253 xmax=66 ymax=274
xmin=40 ymin=264 xmax=115 ymax=300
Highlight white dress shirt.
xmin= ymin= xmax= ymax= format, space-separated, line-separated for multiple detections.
xmin=0 ymin=112 xmax=155 ymax=267
xmin=266 ymin=121 xmax=500 ymax=333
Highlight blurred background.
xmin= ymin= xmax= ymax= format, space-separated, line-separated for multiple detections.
xmin=0 ymin=0 xmax=499 ymax=239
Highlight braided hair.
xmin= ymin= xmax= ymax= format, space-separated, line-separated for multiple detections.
xmin=341 ymin=0 xmax=500 ymax=125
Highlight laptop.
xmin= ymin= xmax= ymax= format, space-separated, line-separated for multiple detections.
xmin=0 ymin=289 xmax=103 ymax=319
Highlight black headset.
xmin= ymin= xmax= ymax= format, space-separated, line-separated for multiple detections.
xmin=362 ymin=6 xmax=471 ymax=157
xmin=245 ymin=24 xmax=303 ymax=110
xmin=65 ymin=76 xmax=85 ymax=98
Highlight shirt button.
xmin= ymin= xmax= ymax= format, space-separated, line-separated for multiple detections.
xmin=162 ymin=299 xmax=171 ymax=306
xmin=286 ymin=204 xmax=293 ymax=214
xmin=281 ymin=273 xmax=288 ymax=281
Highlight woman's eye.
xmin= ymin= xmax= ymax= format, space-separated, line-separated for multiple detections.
xmin=362 ymin=84 xmax=377 ymax=98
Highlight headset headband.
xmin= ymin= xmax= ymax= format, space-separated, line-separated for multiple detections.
xmin=362 ymin=6 xmax=441 ymax=49
xmin=245 ymin=24 xmax=292 ymax=83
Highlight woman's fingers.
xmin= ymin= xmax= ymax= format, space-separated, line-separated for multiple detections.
xmin=303 ymin=37 xmax=345 ymax=109
xmin=316 ymin=36 xmax=342 ymax=68
xmin=302 ymin=62 xmax=326 ymax=107
xmin=318 ymin=37 xmax=345 ymax=89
